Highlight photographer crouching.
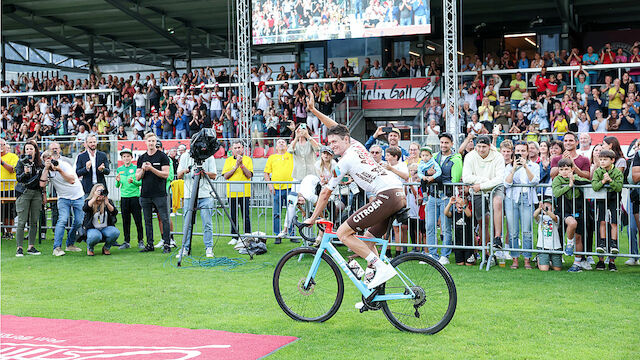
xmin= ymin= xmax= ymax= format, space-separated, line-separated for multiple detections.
xmin=14 ymin=141 xmax=44 ymax=257
xmin=40 ymin=150 xmax=86 ymax=256
xmin=82 ymin=184 xmax=120 ymax=256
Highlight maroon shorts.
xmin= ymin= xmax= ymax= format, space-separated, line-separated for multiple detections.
xmin=346 ymin=188 xmax=406 ymax=238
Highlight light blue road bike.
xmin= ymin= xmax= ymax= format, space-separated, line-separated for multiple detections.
xmin=273 ymin=209 xmax=457 ymax=334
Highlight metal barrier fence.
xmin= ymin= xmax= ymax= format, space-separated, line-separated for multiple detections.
xmin=2 ymin=178 xmax=639 ymax=270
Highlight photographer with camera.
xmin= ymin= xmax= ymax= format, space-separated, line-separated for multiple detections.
xmin=40 ymin=149 xmax=85 ymax=256
xmin=82 ymin=184 xmax=120 ymax=256
xmin=175 ymin=145 xmax=218 ymax=258
xmin=14 ymin=141 xmax=44 ymax=257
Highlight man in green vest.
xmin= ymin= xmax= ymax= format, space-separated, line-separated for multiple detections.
xmin=116 ymin=148 xmax=144 ymax=249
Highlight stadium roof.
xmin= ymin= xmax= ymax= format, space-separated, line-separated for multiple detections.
xmin=2 ymin=0 xmax=638 ymax=69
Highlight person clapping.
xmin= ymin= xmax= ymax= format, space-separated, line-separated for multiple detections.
xmin=82 ymin=184 xmax=120 ymax=256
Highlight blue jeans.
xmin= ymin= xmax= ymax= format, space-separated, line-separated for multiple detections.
xmin=414 ymin=14 xmax=428 ymax=25
xmin=136 ymin=107 xmax=145 ymax=118
xmin=210 ymin=109 xmax=222 ymax=121
xmin=176 ymin=129 xmax=187 ymax=139
xmin=182 ymin=197 xmax=214 ymax=249
xmin=425 ymin=195 xmax=452 ymax=259
xmin=273 ymin=189 xmax=295 ymax=236
xmin=162 ymin=130 xmax=173 ymax=139
xmin=53 ymin=197 xmax=85 ymax=249
xmin=628 ymin=199 xmax=639 ymax=255
xmin=400 ymin=17 xmax=412 ymax=26
xmin=86 ymin=226 xmax=121 ymax=251
xmin=504 ymin=195 xmax=533 ymax=258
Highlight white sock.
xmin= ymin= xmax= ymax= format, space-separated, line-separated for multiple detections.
xmin=365 ymin=252 xmax=379 ymax=268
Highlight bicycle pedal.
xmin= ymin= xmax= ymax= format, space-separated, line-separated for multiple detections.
xmin=355 ymin=302 xmax=367 ymax=312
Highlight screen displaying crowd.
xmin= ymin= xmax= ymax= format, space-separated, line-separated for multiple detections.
xmin=252 ymin=0 xmax=431 ymax=45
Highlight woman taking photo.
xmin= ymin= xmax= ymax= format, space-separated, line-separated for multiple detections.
xmin=14 ymin=141 xmax=44 ymax=257
xmin=82 ymin=183 xmax=120 ymax=256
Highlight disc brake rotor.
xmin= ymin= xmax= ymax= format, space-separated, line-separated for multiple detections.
xmin=297 ymin=278 xmax=315 ymax=295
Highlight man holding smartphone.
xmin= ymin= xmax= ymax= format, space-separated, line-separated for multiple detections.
xmin=364 ymin=126 xmax=408 ymax=161
xmin=136 ymin=133 xmax=171 ymax=253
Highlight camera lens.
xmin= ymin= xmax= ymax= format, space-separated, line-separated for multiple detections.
xmin=51 ymin=160 xmax=59 ymax=167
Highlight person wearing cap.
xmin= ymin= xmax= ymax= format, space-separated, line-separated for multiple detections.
xmin=364 ymin=126 xmax=409 ymax=161
xmin=462 ymin=135 xmax=506 ymax=266
xmin=40 ymin=148 xmax=85 ymax=257
xmin=425 ymin=133 xmax=463 ymax=264
xmin=115 ymin=148 xmax=144 ymax=249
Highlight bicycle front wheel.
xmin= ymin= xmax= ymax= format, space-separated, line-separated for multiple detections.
xmin=273 ymin=247 xmax=344 ymax=322
xmin=380 ymin=253 xmax=457 ymax=334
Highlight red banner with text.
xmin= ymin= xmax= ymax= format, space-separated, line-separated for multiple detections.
xmin=361 ymin=77 xmax=439 ymax=109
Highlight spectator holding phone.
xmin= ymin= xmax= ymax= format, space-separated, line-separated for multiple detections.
xmin=364 ymin=126 xmax=409 ymax=161
xmin=82 ymin=183 xmax=120 ymax=256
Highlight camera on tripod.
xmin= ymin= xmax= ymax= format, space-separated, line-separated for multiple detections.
xmin=190 ymin=128 xmax=220 ymax=163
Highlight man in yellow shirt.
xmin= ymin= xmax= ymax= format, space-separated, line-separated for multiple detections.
xmin=608 ymin=78 xmax=625 ymax=112
xmin=222 ymin=141 xmax=254 ymax=243
xmin=1 ymin=139 xmax=19 ymax=238
xmin=509 ymin=72 xmax=527 ymax=120
xmin=263 ymin=139 xmax=295 ymax=244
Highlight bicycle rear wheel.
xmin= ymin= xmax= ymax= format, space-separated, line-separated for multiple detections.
xmin=273 ymin=247 xmax=344 ymax=322
xmin=380 ymin=253 xmax=457 ymax=334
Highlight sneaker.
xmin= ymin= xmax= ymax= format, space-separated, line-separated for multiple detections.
xmin=438 ymin=256 xmax=450 ymax=265
xmin=65 ymin=245 xmax=82 ymax=252
xmin=16 ymin=248 xmax=24 ymax=257
xmin=580 ymin=259 xmax=592 ymax=271
xmin=366 ymin=261 xmax=398 ymax=289
xmin=227 ymin=238 xmax=238 ymax=245
xmin=274 ymin=238 xmax=282 ymax=244
xmin=162 ymin=246 xmax=171 ymax=254
xmin=175 ymin=248 xmax=189 ymax=259
xmin=26 ymin=247 xmax=41 ymax=255
xmin=276 ymin=230 xmax=287 ymax=239
xmin=587 ymin=257 xmax=596 ymax=265
xmin=608 ymin=262 xmax=617 ymax=272
xmin=567 ymin=264 xmax=582 ymax=273
xmin=155 ymin=241 xmax=165 ymax=248
xmin=595 ymin=260 xmax=606 ymax=271
xmin=596 ymin=239 xmax=606 ymax=254
xmin=466 ymin=254 xmax=476 ymax=264
xmin=205 ymin=247 xmax=214 ymax=258
xmin=564 ymin=239 xmax=574 ymax=256
xmin=170 ymin=212 xmax=176 ymax=217
xmin=493 ymin=237 xmax=503 ymax=250
xmin=504 ymin=252 xmax=513 ymax=261
xmin=610 ymin=241 xmax=619 ymax=254
xmin=624 ymin=258 xmax=638 ymax=266
xmin=494 ymin=250 xmax=504 ymax=259
xmin=169 ymin=238 xmax=177 ymax=248
xmin=119 ymin=242 xmax=131 ymax=250
xmin=139 ymin=245 xmax=155 ymax=253
xmin=138 ymin=241 xmax=145 ymax=249
xmin=53 ymin=247 xmax=65 ymax=257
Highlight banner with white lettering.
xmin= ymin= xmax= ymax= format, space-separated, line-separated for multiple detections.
xmin=361 ymin=77 xmax=440 ymax=109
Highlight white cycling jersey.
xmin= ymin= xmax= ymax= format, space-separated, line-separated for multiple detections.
xmin=327 ymin=139 xmax=402 ymax=194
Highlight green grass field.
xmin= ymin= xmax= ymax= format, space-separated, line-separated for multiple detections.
xmin=2 ymin=211 xmax=640 ymax=359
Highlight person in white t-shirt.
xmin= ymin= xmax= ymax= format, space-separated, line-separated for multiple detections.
xmin=133 ymin=87 xmax=147 ymax=117
xmin=304 ymin=91 xmax=406 ymax=290
xmin=40 ymin=149 xmax=85 ymax=257
xmin=534 ymin=199 xmax=562 ymax=271
xmin=131 ymin=110 xmax=146 ymax=133
xmin=384 ymin=146 xmax=411 ymax=256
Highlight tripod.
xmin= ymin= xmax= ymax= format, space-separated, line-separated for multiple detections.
xmin=177 ymin=160 xmax=254 ymax=266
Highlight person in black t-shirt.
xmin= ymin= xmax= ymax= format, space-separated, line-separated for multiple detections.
xmin=136 ymin=132 xmax=172 ymax=253
xmin=444 ymin=195 xmax=475 ymax=266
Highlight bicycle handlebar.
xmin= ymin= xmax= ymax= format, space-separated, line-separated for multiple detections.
xmin=292 ymin=219 xmax=326 ymax=243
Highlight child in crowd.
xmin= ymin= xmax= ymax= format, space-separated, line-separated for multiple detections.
xmin=418 ymin=147 xmax=442 ymax=193
xmin=534 ymin=199 xmax=562 ymax=271
xmin=444 ymin=194 xmax=474 ymax=266
xmin=524 ymin=124 xmax=540 ymax=143
xmin=553 ymin=113 xmax=569 ymax=139
xmin=417 ymin=180 xmax=427 ymax=253
xmin=552 ymin=158 xmax=591 ymax=273
xmin=406 ymin=164 xmax=422 ymax=252
xmin=591 ymin=149 xmax=624 ymax=271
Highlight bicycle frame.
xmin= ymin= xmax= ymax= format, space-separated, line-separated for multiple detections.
xmin=303 ymin=221 xmax=416 ymax=302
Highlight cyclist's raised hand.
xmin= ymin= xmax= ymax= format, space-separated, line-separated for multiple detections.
xmin=303 ymin=217 xmax=316 ymax=226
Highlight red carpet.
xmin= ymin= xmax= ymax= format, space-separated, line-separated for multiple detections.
xmin=0 ymin=315 xmax=297 ymax=359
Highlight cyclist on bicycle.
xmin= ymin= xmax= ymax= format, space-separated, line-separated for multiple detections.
xmin=304 ymin=90 xmax=407 ymax=289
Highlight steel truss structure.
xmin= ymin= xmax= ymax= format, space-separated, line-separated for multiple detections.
xmin=443 ymin=0 xmax=460 ymax=145
xmin=236 ymin=0 xmax=252 ymax=152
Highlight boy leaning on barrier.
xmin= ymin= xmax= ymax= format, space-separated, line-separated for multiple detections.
xmin=551 ymin=158 xmax=591 ymax=273
xmin=534 ymin=199 xmax=562 ymax=271
xmin=591 ymin=149 xmax=623 ymax=272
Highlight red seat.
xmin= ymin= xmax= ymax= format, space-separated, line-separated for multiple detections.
xmin=253 ymin=147 xmax=265 ymax=158
xmin=265 ymin=147 xmax=275 ymax=157
xmin=213 ymin=147 xmax=226 ymax=159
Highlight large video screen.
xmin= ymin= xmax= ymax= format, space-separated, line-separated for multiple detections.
xmin=252 ymin=0 xmax=431 ymax=45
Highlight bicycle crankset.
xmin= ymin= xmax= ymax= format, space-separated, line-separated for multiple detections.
xmin=297 ymin=278 xmax=315 ymax=295
xmin=360 ymin=294 xmax=383 ymax=311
